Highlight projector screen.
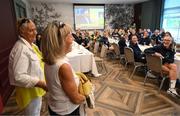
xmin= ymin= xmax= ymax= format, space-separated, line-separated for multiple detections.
xmin=74 ymin=5 xmax=105 ymax=30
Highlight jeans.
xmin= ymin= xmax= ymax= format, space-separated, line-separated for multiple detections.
xmin=24 ymin=97 xmax=42 ymax=116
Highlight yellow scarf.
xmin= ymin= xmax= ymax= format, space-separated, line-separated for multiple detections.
xmin=15 ymin=44 xmax=46 ymax=110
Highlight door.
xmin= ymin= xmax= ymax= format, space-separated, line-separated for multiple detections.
xmin=0 ymin=0 xmax=17 ymax=112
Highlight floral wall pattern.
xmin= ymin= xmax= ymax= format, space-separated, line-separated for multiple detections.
xmin=31 ymin=3 xmax=61 ymax=33
xmin=105 ymin=4 xmax=134 ymax=29
xmin=30 ymin=2 xmax=134 ymax=31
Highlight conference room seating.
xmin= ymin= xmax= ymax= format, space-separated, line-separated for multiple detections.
xmin=100 ymin=45 xmax=108 ymax=58
xmin=144 ymin=54 xmax=168 ymax=92
xmin=124 ymin=47 xmax=145 ymax=79
xmin=93 ymin=41 xmax=100 ymax=55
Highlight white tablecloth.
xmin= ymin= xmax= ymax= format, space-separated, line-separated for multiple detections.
xmin=175 ymin=52 xmax=180 ymax=79
xmin=66 ymin=42 xmax=100 ymax=77
xmin=108 ymin=38 xmax=119 ymax=44
xmin=139 ymin=44 xmax=152 ymax=52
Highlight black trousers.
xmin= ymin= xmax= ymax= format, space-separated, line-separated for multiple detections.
xmin=48 ymin=106 xmax=80 ymax=116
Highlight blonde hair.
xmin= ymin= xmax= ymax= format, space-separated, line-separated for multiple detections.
xmin=41 ymin=22 xmax=72 ymax=65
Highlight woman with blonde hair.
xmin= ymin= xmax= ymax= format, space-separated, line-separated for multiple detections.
xmin=41 ymin=21 xmax=85 ymax=115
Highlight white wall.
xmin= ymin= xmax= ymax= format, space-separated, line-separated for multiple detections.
xmin=30 ymin=2 xmax=74 ymax=29
xmin=52 ymin=3 xmax=74 ymax=29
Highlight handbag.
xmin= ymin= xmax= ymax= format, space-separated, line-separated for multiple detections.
xmin=75 ymin=72 xmax=93 ymax=96
xmin=75 ymin=72 xmax=95 ymax=109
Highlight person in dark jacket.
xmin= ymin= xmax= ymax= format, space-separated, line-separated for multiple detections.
xmin=73 ymin=32 xmax=82 ymax=45
xmin=139 ymin=31 xmax=151 ymax=45
xmin=129 ymin=34 xmax=146 ymax=63
xmin=128 ymin=28 xmax=137 ymax=41
xmin=81 ymin=33 xmax=90 ymax=50
xmin=144 ymin=35 xmax=179 ymax=97
xmin=160 ymin=28 xmax=165 ymax=38
xmin=118 ymin=33 xmax=129 ymax=54
xmin=100 ymin=31 xmax=110 ymax=48
xmin=112 ymin=29 xmax=120 ymax=40
xmin=151 ymin=29 xmax=162 ymax=45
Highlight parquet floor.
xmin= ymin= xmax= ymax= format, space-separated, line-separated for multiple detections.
xmin=2 ymin=58 xmax=180 ymax=116
xmin=86 ymin=59 xmax=180 ymax=116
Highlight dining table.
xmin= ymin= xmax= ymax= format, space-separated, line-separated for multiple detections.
xmin=138 ymin=44 xmax=152 ymax=52
xmin=66 ymin=41 xmax=101 ymax=77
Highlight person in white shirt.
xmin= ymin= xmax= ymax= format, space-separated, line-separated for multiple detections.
xmin=41 ymin=21 xmax=85 ymax=116
xmin=8 ymin=18 xmax=47 ymax=115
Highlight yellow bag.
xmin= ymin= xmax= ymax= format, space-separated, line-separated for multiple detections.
xmin=76 ymin=72 xmax=93 ymax=96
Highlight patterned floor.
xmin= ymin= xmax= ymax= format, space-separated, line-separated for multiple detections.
xmin=2 ymin=58 xmax=180 ymax=115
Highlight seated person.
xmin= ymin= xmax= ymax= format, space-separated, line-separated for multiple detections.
xmin=139 ymin=31 xmax=151 ymax=45
xmin=118 ymin=33 xmax=129 ymax=54
xmin=144 ymin=34 xmax=179 ymax=97
xmin=73 ymin=32 xmax=82 ymax=45
xmin=81 ymin=33 xmax=90 ymax=50
xmin=84 ymin=30 xmax=91 ymax=40
xmin=112 ymin=29 xmax=120 ymax=40
xmin=93 ymin=31 xmax=101 ymax=41
xmin=93 ymin=31 xmax=102 ymax=51
xmin=151 ymin=29 xmax=162 ymax=45
xmin=160 ymin=28 xmax=165 ymax=38
xmin=129 ymin=34 xmax=146 ymax=63
xmin=137 ymin=28 xmax=144 ymax=39
xmin=128 ymin=28 xmax=137 ymax=41
xmin=100 ymin=31 xmax=110 ymax=48
xmin=147 ymin=28 xmax=152 ymax=37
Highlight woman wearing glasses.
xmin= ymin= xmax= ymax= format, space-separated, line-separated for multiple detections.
xmin=8 ymin=18 xmax=47 ymax=115
xmin=144 ymin=32 xmax=179 ymax=97
xmin=41 ymin=21 xmax=85 ymax=116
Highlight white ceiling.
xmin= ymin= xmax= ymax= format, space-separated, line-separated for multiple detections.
xmin=29 ymin=0 xmax=149 ymax=4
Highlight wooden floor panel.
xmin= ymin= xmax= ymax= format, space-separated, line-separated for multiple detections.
xmin=2 ymin=59 xmax=180 ymax=115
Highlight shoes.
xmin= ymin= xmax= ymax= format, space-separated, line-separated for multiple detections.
xmin=147 ymin=72 xmax=156 ymax=78
xmin=167 ymin=88 xmax=180 ymax=98
xmin=94 ymin=74 xmax=102 ymax=77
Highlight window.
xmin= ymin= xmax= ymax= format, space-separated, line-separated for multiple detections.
xmin=161 ymin=0 xmax=180 ymax=43
xmin=14 ymin=0 xmax=27 ymax=19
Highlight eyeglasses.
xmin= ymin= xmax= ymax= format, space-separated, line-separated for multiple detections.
xmin=19 ymin=18 xmax=30 ymax=27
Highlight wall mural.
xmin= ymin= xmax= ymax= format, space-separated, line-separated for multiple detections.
xmin=105 ymin=4 xmax=134 ymax=29
xmin=31 ymin=3 xmax=134 ymax=31
xmin=31 ymin=3 xmax=61 ymax=33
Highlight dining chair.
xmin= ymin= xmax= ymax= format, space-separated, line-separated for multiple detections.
xmin=111 ymin=43 xmax=120 ymax=59
xmin=93 ymin=41 xmax=99 ymax=55
xmin=94 ymin=56 xmax=107 ymax=74
xmin=144 ymin=54 xmax=168 ymax=92
xmin=124 ymin=47 xmax=145 ymax=79
xmin=100 ymin=45 xmax=108 ymax=58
